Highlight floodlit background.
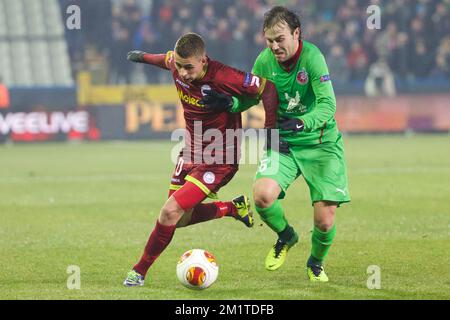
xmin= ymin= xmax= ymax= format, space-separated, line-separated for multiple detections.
xmin=0 ymin=0 xmax=449 ymax=300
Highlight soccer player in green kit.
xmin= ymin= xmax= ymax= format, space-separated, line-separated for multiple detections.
xmin=202 ymin=6 xmax=350 ymax=282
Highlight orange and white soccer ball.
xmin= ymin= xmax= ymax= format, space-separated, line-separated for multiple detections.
xmin=176 ymin=249 xmax=219 ymax=290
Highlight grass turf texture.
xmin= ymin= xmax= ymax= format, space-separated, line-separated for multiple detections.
xmin=0 ymin=135 xmax=449 ymax=300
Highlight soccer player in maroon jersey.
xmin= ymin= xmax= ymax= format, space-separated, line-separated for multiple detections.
xmin=123 ymin=32 xmax=279 ymax=286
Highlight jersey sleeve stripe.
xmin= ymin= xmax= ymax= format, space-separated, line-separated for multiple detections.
xmin=256 ymin=77 xmax=267 ymax=99
xmin=169 ymin=184 xmax=182 ymax=191
xmin=165 ymin=51 xmax=174 ymax=69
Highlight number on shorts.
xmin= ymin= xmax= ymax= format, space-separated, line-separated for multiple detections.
xmin=175 ymin=158 xmax=184 ymax=176
xmin=258 ymin=158 xmax=270 ymax=173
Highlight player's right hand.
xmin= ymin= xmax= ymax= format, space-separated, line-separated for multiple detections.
xmin=278 ymin=117 xmax=304 ymax=133
xmin=127 ymin=50 xmax=146 ymax=63
xmin=199 ymin=90 xmax=233 ymax=112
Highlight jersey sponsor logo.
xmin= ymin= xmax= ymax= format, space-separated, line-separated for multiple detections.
xmin=201 ymin=85 xmax=211 ymax=96
xmin=285 ymin=92 xmax=307 ymax=114
xmin=243 ymin=73 xmax=260 ymax=88
xmin=177 ymin=89 xmax=203 ymax=108
xmin=203 ymin=171 xmax=215 ymax=184
xmin=176 ymin=78 xmax=190 ymax=89
xmin=296 ymin=68 xmax=309 ymax=85
xmin=320 ymin=75 xmax=331 ymax=82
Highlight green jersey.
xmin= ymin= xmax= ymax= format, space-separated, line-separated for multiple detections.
xmin=232 ymin=40 xmax=339 ymax=146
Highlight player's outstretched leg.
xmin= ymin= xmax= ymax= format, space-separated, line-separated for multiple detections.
xmin=231 ymin=195 xmax=254 ymax=228
xmin=179 ymin=194 xmax=253 ymax=228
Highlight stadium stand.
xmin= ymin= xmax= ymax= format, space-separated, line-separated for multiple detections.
xmin=0 ymin=0 xmax=73 ymax=87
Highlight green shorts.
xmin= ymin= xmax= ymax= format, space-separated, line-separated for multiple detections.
xmin=255 ymin=134 xmax=350 ymax=206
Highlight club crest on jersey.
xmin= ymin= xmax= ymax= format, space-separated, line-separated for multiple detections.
xmin=296 ymin=68 xmax=308 ymax=85
xmin=203 ymin=172 xmax=215 ymax=184
xmin=201 ymin=85 xmax=212 ymax=96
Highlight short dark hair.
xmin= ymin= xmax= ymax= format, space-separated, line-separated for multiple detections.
xmin=175 ymin=32 xmax=206 ymax=58
xmin=263 ymin=6 xmax=302 ymax=37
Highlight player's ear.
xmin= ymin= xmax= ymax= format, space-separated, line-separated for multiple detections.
xmin=293 ymin=27 xmax=300 ymax=40
xmin=200 ymin=54 xmax=207 ymax=65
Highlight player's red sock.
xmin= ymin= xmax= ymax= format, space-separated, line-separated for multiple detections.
xmin=187 ymin=201 xmax=237 ymax=226
xmin=133 ymin=220 xmax=176 ymax=277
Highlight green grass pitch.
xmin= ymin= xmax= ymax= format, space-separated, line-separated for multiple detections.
xmin=1 ymin=134 xmax=449 ymax=300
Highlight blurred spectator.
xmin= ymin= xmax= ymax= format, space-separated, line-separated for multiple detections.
xmin=109 ymin=20 xmax=133 ymax=84
xmin=228 ymin=20 xmax=252 ymax=70
xmin=375 ymin=22 xmax=399 ymax=60
xmin=389 ymin=32 xmax=411 ymax=78
xmin=347 ymin=42 xmax=369 ymax=80
xmin=411 ymin=39 xmax=435 ymax=78
xmin=409 ymin=16 xmax=427 ymax=45
xmin=328 ymin=45 xmax=350 ymax=83
xmin=432 ymin=36 xmax=450 ymax=77
xmin=197 ymin=4 xmax=218 ymax=37
xmin=365 ymin=59 xmax=397 ymax=97
xmin=431 ymin=2 xmax=450 ymax=38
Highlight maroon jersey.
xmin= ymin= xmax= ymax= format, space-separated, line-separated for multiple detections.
xmin=164 ymin=51 xmax=266 ymax=165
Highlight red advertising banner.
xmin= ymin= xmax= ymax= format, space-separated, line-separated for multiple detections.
xmin=0 ymin=110 xmax=100 ymax=142
xmin=336 ymin=94 xmax=450 ymax=132
xmin=0 ymin=84 xmax=9 ymax=109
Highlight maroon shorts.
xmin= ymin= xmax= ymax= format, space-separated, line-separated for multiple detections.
xmin=169 ymin=156 xmax=238 ymax=199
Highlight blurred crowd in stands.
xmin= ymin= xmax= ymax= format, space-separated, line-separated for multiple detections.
xmin=61 ymin=0 xmax=450 ymax=88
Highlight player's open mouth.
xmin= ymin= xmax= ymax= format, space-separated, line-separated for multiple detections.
xmin=274 ymin=51 xmax=284 ymax=58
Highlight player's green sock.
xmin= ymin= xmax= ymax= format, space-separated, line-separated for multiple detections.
xmin=255 ymin=200 xmax=288 ymax=233
xmin=277 ymin=225 xmax=298 ymax=246
xmin=309 ymin=224 xmax=336 ymax=265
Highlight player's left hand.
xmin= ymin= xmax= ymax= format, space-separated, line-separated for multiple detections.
xmin=199 ymin=90 xmax=233 ymax=112
xmin=279 ymin=117 xmax=304 ymax=133
xmin=127 ymin=50 xmax=146 ymax=63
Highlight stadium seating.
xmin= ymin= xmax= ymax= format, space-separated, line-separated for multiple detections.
xmin=0 ymin=0 xmax=73 ymax=87
xmin=0 ymin=42 xmax=12 ymax=84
